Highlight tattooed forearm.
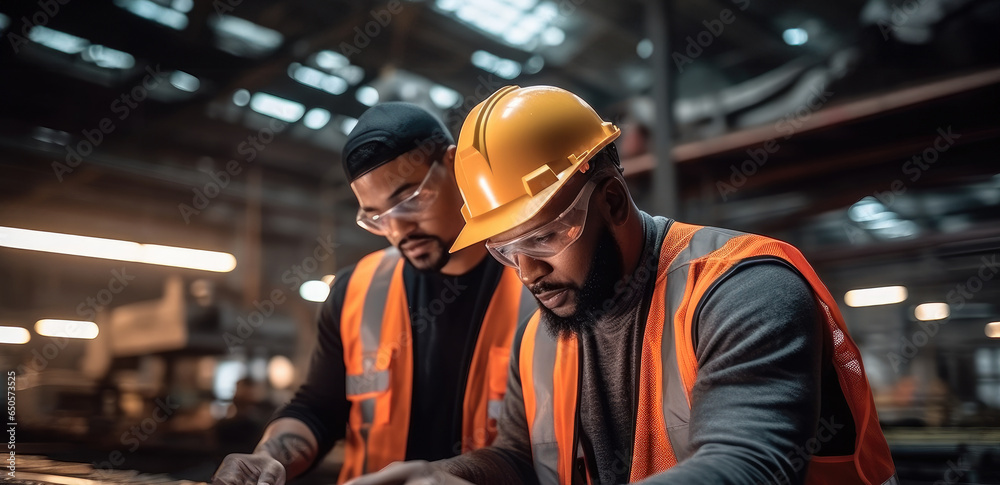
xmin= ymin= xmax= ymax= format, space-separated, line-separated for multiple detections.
xmin=261 ymin=433 xmax=316 ymax=466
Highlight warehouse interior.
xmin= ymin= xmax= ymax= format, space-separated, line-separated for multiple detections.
xmin=0 ymin=0 xmax=998 ymax=483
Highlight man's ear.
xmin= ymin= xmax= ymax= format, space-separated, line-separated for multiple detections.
xmin=443 ymin=145 xmax=457 ymax=170
xmin=602 ymin=176 xmax=631 ymax=226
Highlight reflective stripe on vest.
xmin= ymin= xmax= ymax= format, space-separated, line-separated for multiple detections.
xmin=521 ymin=223 xmax=897 ymax=485
xmin=339 ymin=248 xmax=535 ymax=482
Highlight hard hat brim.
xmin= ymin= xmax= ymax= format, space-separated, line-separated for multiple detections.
xmin=449 ymin=131 xmax=617 ymax=254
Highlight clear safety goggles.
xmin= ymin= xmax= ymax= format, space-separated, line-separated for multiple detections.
xmin=355 ymin=161 xmax=445 ymax=235
xmin=485 ymin=179 xmax=598 ymax=268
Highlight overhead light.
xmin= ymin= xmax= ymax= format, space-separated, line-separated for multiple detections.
xmin=320 ymin=274 xmax=336 ymax=285
xmin=268 ymin=355 xmax=296 ymax=389
xmin=28 ymin=26 xmax=88 ymax=54
xmin=299 ymin=280 xmax=331 ymax=302
xmin=303 ymin=108 xmax=331 ymax=129
xmin=986 ymin=321 xmax=1000 ymax=339
xmin=430 ymin=85 xmax=461 ymax=109
xmin=355 ymin=86 xmax=379 ymax=106
xmin=114 ymin=0 xmax=189 ymax=30
xmin=0 ymin=226 xmax=237 ymax=272
xmin=171 ymin=0 xmax=194 ymax=13
xmin=249 ymin=92 xmax=305 ymax=123
xmin=0 ymin=13 xmax=12 ymax=33
xmin=35 ymin=319 xmax=99 ymax=339
xmin=541 ymin=26 xmax=565 ymax=46
xmin=471 ymin=50 xmax=521 ymax=79
xmin=289 ymin=63 xmax=348 ymax=95
xmin=169 ymin=70 xmax=200 ymax=92
xmin=210 ymin=15 xmax=283 ymax=57
xmin=341 ymin=117 xmax=358 ymax=135
xmin=32 ymin=127 xmax=71 ymax=146
xmin=0 ymin=326 xmax=30 ymax=345
xmin=232 ymin=89 xmax=251 ymax=106
xmin=315 ymin=50 xmax=350 ymax=70
xmin=844 ymin=285 xmax=908 ymax=307
xmin=441 ymin=0 xmax=562 ymax=50
xmin=783 ymin=28 xmax=809 ymax=46
xmin=914 ymin=303 xmax=949 ymax=321
xmin=637 ymin=38 xmax=653 ymax=59
xmin=82 ymin=44 xmax=136 ymax=69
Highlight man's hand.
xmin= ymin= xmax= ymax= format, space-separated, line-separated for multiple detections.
xmin=345 ymin=461 xmax=473 ymax=485
xmin=212 ymin=453 xmax=286 ymax=485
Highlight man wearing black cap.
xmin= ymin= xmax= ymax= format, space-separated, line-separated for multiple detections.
xmin=212 ymin=103 xmax=535 ymax=484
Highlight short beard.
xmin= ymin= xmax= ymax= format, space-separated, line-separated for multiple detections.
xmin=399 ymin=235 xmax=452 ymax=273
xmin=539 ymin=225 xmax=625 ymax=338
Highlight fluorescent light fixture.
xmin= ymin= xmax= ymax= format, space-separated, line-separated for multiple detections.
xmin=430 ymin=85 xmax=461 ymax=109
xmin=341 ymin=117 xmax=358 ymax=135
xmin=303 ymin=108 xmax=331 ymax=129
xmin=541 ymin=26 xmax=565 ymax=45
xmin=171 ymin=0 xmax=194 ymax=13
xmin=82 ymin=44 xmax=136 ymax=69
xmin=300 ymin=280 xmax=331 ymax=302
xmin=844 ymin=285 xmax=908 ymax=307
xmin=35 ymin=319 xmax=99 ymax=339
xmin=0 ymin=13 xmax=11 ymax=32
xmin=636 ymin=38 xmax=653 ymax=59
xmin=32 ymin=127 xmax=71 ymax=146
xmin=289 ymin=63 xmax=348 ymax=95
xmin=355 ymin=86 xmax=379 ymax=106
xmin=471 ymin=50 xmax=521 ymax=79
xmin=986 ymin=321 xmax=1000 ymax=339
xmin=232 ymin=89 xmax=251 ymax=106
xmin=438 ymin=0 xmax=565 ymax=50
xmin=28 ymin=26 xmax=88 ymax=54
xmin=169 ymin=70 xmax=200 ymax=92
xmin=914 ymin=303 xmax=949 ymax=321
xmin=114 ymin=0 xmax=189 ymax=30
xmin=783 ymin=28 xmax=809 ymax=46
xmin=211 ymin=15 xmax=283 ymax=57
xmin=0 ymin=326 xmax=30 ymax=345
xmin=0 ymin=226 xmax=237 ymax=272
xmin=315 ymin=50 xmax=350 ymax=70
xmin=249 ymin=92 xmax=305 ymax=123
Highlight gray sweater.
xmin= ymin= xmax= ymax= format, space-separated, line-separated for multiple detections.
xmin=440 ymin=213 xmax=834 ymax=484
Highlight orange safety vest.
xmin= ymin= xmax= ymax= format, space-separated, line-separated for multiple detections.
xmin=338 ymin=247 xmax=535 ymax=482
xmin=520 ymin=222 xmax=898 ymax=485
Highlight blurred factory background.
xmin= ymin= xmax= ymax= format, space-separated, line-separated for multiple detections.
xmin=0 ymin=0 xmax=998 ymax=483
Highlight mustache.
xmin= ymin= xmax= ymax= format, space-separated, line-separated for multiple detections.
xmin=530 ymin=281 xmax=578 ymax=295
xmin=399 ymin=234 xmax=438 ymax=246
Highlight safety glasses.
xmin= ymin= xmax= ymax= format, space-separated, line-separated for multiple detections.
xmin=355 ymin=162 xmax=446 ymax=235
xmin=485 ymin=179 xmax=598 ymax=268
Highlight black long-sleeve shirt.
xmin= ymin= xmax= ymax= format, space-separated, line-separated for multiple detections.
xmin=273 ymin=252 xmax=506 ymax=465
xmin=441 ymin=213 xmax=855 ymax=484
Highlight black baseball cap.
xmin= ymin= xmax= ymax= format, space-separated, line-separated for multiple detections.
xmin=342 ymin=102 xmax=455 ymax=182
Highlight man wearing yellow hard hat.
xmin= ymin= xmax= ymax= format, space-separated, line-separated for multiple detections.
xmin=349 ymin=86 xmax=896 ymax=485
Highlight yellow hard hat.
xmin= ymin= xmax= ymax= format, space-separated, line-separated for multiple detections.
xmin=450 ymin=85 xmax=620 ymax=253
